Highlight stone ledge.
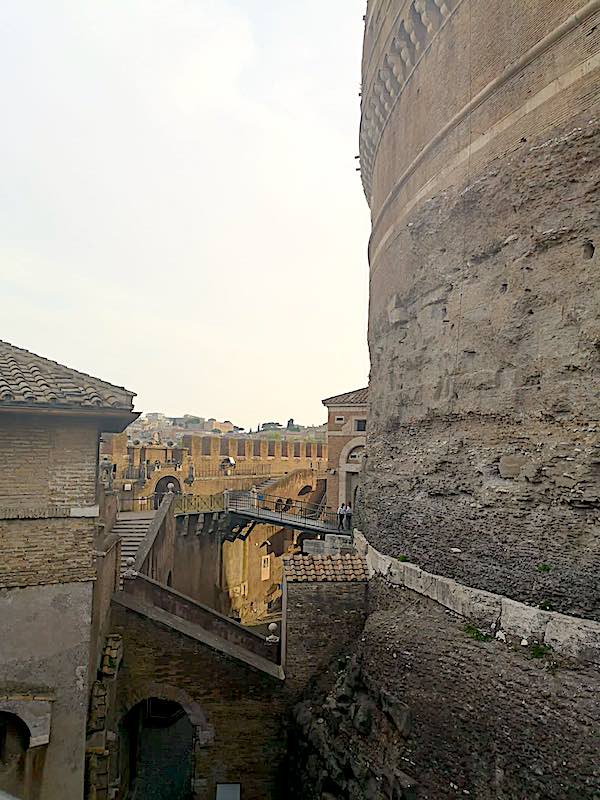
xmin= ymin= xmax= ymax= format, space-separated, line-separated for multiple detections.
xmin=355 ymin=531 xmax=600 ymax=665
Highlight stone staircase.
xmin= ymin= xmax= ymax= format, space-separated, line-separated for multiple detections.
xmin=113 ymin=513 xmax=155 ymax=580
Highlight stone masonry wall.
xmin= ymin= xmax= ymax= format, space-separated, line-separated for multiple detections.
xmin=361 ymin=0 xmax=600 ymax=621
xmin=364 ymin=117 xmax=600 ymax=620
xmin=284 ymin=581 xmax=369 ymax=696
xmin=286 ymin=579 xmax=600 ymax=800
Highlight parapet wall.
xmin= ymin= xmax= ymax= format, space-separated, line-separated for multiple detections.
xmin=355 ymin=531 xmax=600 ymax=665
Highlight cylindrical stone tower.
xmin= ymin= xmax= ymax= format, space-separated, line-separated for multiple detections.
xmin=361 ymin=0 xmax=600 ymax=618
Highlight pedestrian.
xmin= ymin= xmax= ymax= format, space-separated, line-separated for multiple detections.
xmin=337 ymin=502 xmax=346 ymax=531
xmin=250 ymin=485 xmax=258 ymax=510
xmin=344 ymin=502 xmax=353 ymax=532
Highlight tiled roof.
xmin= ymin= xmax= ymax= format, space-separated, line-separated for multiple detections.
xmin=0 ymin=340 xmax=136 ymax=411
xmin=283 ymin=552 xmax=368 ymax=583
xmin=322 ymin=387 xmax=369 ymax=406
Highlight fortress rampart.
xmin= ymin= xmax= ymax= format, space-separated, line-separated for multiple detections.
xmin=360 ymin=0 xmax=600 ymax=618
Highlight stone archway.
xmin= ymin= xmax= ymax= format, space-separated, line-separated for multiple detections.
xmin=154 ymin=476 xmax=181 ymax=509
xmin=120 ymin=684 xmax=214 ymax=800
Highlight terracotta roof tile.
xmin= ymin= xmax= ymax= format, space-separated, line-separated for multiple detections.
xmin=0 ymin=340 xmax=135 ymax=412
xmin=283 ymin=552 xmax=368 ymax=583
xmin=322 ymin=387 xmax=369 ymax=407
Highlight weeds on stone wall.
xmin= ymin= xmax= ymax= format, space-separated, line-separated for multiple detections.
xmin=464 ymin=623 xmax=492 ymax=642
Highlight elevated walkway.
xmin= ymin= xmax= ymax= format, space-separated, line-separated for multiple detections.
xmin=226 ymin=491 xmax=342 ymax=536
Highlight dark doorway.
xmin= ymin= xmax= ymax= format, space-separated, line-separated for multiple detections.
xmin=121 ymin=699 xmax=193 ymax=800
xmin=0 ymin=712 xmax=30 ymax=799
xmin=154 ymin=476 xmax=181 ymax=509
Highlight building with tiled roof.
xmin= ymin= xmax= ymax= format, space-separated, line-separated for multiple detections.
xmin=283 ymin=552 xmax=368 ymax=583
xmin=322 ymin=387 xmax=369 ymax=407
xmin=0 ymin=340 xmax=139 ymax=797
xmin=322 ymin=386 xmax=368 ymax=509
xmin=0 ymin=340 xmax=138 ymax=431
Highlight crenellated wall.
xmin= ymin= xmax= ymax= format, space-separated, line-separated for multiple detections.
xmin=361 ymin=0 xmax=600 ymax=619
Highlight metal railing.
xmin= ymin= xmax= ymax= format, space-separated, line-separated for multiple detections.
xmin=173 ymin=493 xmax=225 ymax=515
xmin=117 ymin=494 xmax=161 ymax=513
xmin=227 ymin=492 xmax=340 ymax=531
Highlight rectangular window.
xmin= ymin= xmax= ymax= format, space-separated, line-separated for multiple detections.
xmin=335 ymin=416 xmax=344 ymax=424
xmin=268 ymin=440 xmax=275 ymax=457
xmin=281 ymin=441 xmax=288 ymax=457
xmin=220 ymin=437 xmax=229 ymax=456
xmin=237 ymin=439 xmax=245 ymax=457
xmin=355 ymin=419 xmax=367 ymax=432
xmin=316 ymin=443 xmax=323 ymax=459
xmin=216 ymin=786 xmax=241 ymax=800
xmin=261 ymin=555 xmax=271 ymax=581
xmin=293 ymin=442 xmax=301 ymax=458
xmin=253 ymin=439 xmax=261 ymax=457
xmin=305 ymin=443 xmax=312 ymax=458
xmin=201 ymin=438 xmax=211 ymax=456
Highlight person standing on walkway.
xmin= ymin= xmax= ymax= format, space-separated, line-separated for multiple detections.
xmin=344 ymin=502 xmax=353 ymax=532
xmin=337 ymin=502 xmax=346 ymax=531
xmin=250 ymin=485 xmax=258 ymax=510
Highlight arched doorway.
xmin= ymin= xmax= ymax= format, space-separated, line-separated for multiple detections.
xmin=298 ymin=485 xmax=312 ymax=497
xmin=121 ymin=698 xmax=193 ymax=799
xmin=0 ymin=711 xmax=30 ymax=798
xmin=154 ymin=476 xmax=181 ymax=509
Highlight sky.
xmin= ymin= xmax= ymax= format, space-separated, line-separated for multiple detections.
xmin=0 ymin=0 xmax=371 ymax=430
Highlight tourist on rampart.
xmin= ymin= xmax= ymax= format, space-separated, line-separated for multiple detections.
xmin=344 ymin=502 xmax=353 ymax=531
xmin=250 ymin=485 xmax=258 ymax=509
xmin=337 ymin=502 xmax=346 ymax=531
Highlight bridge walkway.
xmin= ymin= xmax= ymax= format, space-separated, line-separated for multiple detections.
xmin=226 ymin=491 xmax=342 ymax=536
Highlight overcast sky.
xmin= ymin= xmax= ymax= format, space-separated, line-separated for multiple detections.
xmin=1 ymin=1 xmax=370 ymax=429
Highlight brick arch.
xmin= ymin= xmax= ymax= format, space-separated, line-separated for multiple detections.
xmin=122 ymin=682 xmax=213 ymax=739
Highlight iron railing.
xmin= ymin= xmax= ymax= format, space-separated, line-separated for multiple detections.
xmin=226 ymin=492 xmax=341 ymax=531
xmin=117 ymin=494 xmax=162 ymax=513
xmin=173 ymin=493 xmax=225 ymax=515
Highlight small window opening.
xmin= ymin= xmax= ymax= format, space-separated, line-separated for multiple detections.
xmin=583 ymin=240 xmax=595 ymax=260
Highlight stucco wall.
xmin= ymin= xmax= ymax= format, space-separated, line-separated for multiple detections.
xmin=0 ymin=581 xmax=93 ymax=800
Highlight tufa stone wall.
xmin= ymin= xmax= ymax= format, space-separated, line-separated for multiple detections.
xmin=361 ymin=0 xmax=600 ymax=620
